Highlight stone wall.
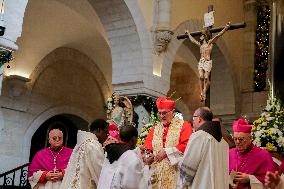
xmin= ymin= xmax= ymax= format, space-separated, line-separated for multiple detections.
xmin=168 ymin=62 xmax=202 ymax=121
xmin=240 ymin=0 xmax=268 ymax=120
xmin=0 ymin=48 xmax=108 ymax=172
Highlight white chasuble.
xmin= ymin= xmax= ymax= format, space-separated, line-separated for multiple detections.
xmin=60 ymin=130 xmax=104 ymax=189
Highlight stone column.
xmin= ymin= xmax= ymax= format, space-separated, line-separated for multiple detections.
xmin=241 ymin=0 xmax=268 ymax=119
xmin=0 ymin=0 xmax=28 ymax=94
xmin=242 ymin=0 xmax=257 ymax=92
xmin=0 ymin=0 xmax=28 ymax=51
xmin=0 ymin=66 xmax=3 ymax=93
xmin=153 ymin=0 xmax=173 ymax=54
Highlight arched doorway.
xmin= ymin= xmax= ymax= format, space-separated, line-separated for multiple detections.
xmin=29 ymin=114 xmax=88 ymax=162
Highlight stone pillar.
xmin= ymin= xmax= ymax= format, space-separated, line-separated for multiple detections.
xmin=0 ymin=0 xmax=29 ymax=94
xmin=154 ymin=0 xmax=171 ymax=29
xmin=241 ymin=0 xmax=268 ymax=119
xmin=273 ymin=0 xmax=284 ymax=101
xmin=0 ymin=65 xmax=3 ymax=93
xmin=242 ymin=0 xmax=257 ymax=92
xmin=0 ymin=0 xmax=28 ymax=51
xmin=153 ymin=0 xmax=173 ymax=54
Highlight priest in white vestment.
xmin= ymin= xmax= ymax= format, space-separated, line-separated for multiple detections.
xmin=178 ymin=107 xmax=229 ymax=189
xmin=60 ymin=130 xmax=104 ymax=189
xmin=60 ymin=119 xmax=109 ymax=189
xmin=97 ymin=124 xmax=153 ymax=189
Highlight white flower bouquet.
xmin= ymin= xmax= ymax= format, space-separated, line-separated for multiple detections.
xmin=252 ymin=85 xmax=284 ymax=155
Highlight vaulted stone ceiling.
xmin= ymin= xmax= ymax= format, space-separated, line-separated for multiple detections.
xmin=7 ymin=0 xmax=112 ymax=86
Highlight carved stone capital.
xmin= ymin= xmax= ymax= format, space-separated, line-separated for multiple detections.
xmin=154 ymin=29 xmax=174 ymax=54
xmin=5 ymin=75 xmax=30 ymax=97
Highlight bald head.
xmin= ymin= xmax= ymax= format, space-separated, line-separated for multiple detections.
xmin=48 ymin=129 xmax=63 ymax=150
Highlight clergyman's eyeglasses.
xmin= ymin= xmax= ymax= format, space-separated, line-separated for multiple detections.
xmin=192 ymin=115 xmax=199 ymax=120
xmin=233 ymin=137 xmax=246 ymax=142
xmin=157 ymin=111 xmax=172 ymax=116
xmin=50 ymin=136 xmax=62 ymax=141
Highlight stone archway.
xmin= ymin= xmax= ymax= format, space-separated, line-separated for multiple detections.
xmin=21 ymin=47 xmax=109 ymax=163
xmin=28 ymin=47 xmax=111 ymax=102
xmin=22 ymin=105 xmax=91 ymax=163
xmin=87 ymin=0 xmax=154 ymax=95
xmin=163 ymin=19 xmax=238 ymax=116
xmin=11 ymin=0 xmax=154 ymax=95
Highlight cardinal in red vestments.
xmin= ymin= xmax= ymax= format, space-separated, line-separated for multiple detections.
xmin=143 ymin=97 xmax=192 ymax=189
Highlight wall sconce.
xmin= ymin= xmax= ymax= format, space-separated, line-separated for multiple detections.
xmin=0 ymin=0 xmax=5 ymax=36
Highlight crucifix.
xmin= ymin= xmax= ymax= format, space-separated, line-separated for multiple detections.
xmin=177 ymin=5 xmax=245 ymax=102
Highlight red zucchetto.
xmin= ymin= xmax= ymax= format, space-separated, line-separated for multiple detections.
xmin=156 ymin=97 xmax=175 ymax=111
xmin=232 ymin=118 xmax=252 ymax=133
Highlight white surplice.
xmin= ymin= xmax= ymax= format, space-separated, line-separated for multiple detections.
xmin=60 ymin=130 xmax=104 ymax=189
xmin=178 ymin=130 xmax=229 ymax=189
xmin=29 ymin=171 xmax=62 ymax=189
xmin=97 ymin=147 xmax=151 ymax=189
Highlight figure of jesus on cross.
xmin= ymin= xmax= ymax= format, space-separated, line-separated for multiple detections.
xmin=186 ymin=23 xmax=230 ymax=101
xmin=177 ymin=5 xmax=245 ymax=102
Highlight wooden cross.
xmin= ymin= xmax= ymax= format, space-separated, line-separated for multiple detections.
xmin=177 ymin=5 xmax=246 ymax=105
xmin=177 ymin=5 xmax=246 ymax=40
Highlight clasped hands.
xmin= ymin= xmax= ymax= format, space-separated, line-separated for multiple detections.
xmin=45 ymin=170 xmax=63 ymax=182
xmin=230 ymin=171 xmax=250 ymax=189
xmin=154 ymin=149 xmax=167 ymax=162
xmin=140 ymin=147 xmax=167 ymax=165
xmin=233 ymin=172 xmax=250 ymax=183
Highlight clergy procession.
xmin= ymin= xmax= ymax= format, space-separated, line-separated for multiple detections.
xmin=27 ymin=97 xmax=282 ymax=189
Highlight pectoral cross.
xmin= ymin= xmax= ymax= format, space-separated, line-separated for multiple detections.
xmin=53 ymin=158 xmax=57 ymax=171
xmin=49 ymin=147 xmax=63 ymax=172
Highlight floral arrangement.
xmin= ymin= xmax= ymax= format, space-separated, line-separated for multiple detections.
xmin=137 ymin=110 xmax=159 ymax=146
xmin=252 ymin=83 xmax=284 ymax=155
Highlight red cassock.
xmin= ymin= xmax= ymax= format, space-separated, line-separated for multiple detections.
xmin=143 ymin=121 xmax=193 ymax=153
